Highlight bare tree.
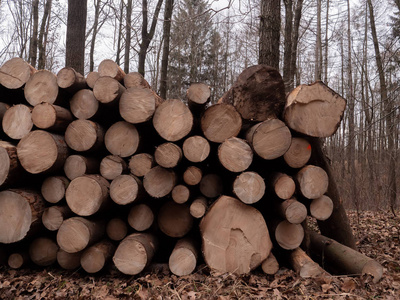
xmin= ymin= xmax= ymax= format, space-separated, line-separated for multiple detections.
xmin=29 ymin=0 xmax=39 ymax=68
xmin=124 ymin=0 xmax=132 ymax=73
xmin=38 ymin=0 xmax=52 ymax=70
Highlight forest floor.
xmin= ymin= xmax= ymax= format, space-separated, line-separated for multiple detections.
xmin=0 ymin=210 xmax=399 ymax=299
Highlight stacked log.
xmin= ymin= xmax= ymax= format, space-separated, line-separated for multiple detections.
xmin=0 ymin=58 xmax=380 ymax=282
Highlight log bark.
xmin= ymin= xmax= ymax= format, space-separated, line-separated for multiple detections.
xmin=128 ymin=204 xmax=154 ymax=231
xmin=0 ymin=141 xmax=24 ymax=187
xmin=57 ymin=217 xmax=105 ymax=253
xmin=284 ymin=81 xmax=347 ymax=137
xmin=183 ymin=166 xmax=203 ymax=186
xmin=65 ymin=174 xmax=110 ymax=216
xmin=171 ymin=184 xmax=190 ymax=204
xmin=143 ymin=166 xmax=177 ymax=198
xmin=41 ymin=175 xmax=70 ymax=204
xmin=154 ymin=142 xmax=182 ymax=168
xmin=189 ymin=197 xmax=208 ymax=219
xmin=200 ymin=195 xmax=272 ymax=274
xmin=310 ymin=195 xmax=334 ymax=221
xmin=232 ymin=171 xmax=265 ymax=204
xmin=129 ymin=153 xmax=155 ymax=177
xmin=157 ymin=201 xmax=193 ymax=238
xmin=261 ymin=252 xmax=280 ymax=275
xmin=31 ymin=103 xmax=73 ymax=132
xmin=110 ymin=174 xmax=143 ymax=205
xmin=69 ymin=89 xmax=99 ymax=120
xmin=57 ymin=67 xmax=87 ymax=94
xmin=85 ymin=71 xmax=100 ymax=89
xmin=309 ymin=231 xmax=383 ymax=283
xmin=98 ymin=59 xmax=126 ymax=82
xmin=57 ymin=249 xmax=82 ymax=270
xmin=272 ymin=173 xmax=296 ymax=200
xmin=278 ymin=198 xmax=307 ymax=224
xmin=65 ymin=120 xmax=104 ymax=152
xmin=201 ymin=103 xmax=242 ymax=143
xmin=296 ymin=165 xmax=329 ymax=199
xmin=199 ymin=174 xmax=223 ymax=198
xmin=0 ymin=57 xmax=36 ymax=89
xmin=182 ymin=135 xmax=210 ymax=163
xmin=93 ymin=76 xmax=126 ymax=105
xmin=169 ymin=238 xmax=198 ymax=276
xmin=283 ymin=137 xmax=312 ymax=169
xmin=29 ymin=237 xmax=59 ymax=267
xmin=218 ymin=65 xmax=286 ymax=122
xmin=80 ymin=239 xmax=115 ymax=273
xmin=104 ymin=121 xmax=140 ymax=157
xmin=0 ymin=189 xmax=45 ymax=243
xmin=24 ymin=70 xmax=61 ymax=106
xmin=2 ymin=104 xmax=33 ymax=139
xmin=290 ymin=247 xmax=327 ymax=278
xmin=218 ymin=137 xmax=253 ymax=173
xmin=106 ymin=218 xmax=128 ymax=241
xmin=63 ymin=155 xmax=99 ymax=180
xmin=274 ymin=220 xmax=304 ymax=250
xmin=153 ymin=99 xmax=193 ymax=142
xmin=113 ymin=233 xmax=158 ymax=275
xmin=42 ymin=205 xmax=73 ymax=231
xmin=124 ymin=72 xmax=151 ymax=89
xmin=246 ymin=118 xmax=292 ymax=160
xmin=100 ymin=155 xmax=128 ymax=181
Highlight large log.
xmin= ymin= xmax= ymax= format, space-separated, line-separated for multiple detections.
xmin=232 ymin=171 xmax=265 ymax=204
xmin=2 ymin=104 xmax=33 ymax=140
xmin=0 ymin=189 xmax=46 ymax=243
xmin=182 ymin=135 xmax=210 ymax=163
xmin=218 ymin=137 xmax=253 ymax=173
xmin=0 ymin=57 xmax=36 ymax=89
xmin=17 ymin=130 xmax=69 ymax=174
xmin=24 ymin=70 xmax=62 ymax=106
xmin=104 ymin=121 xmax=140 ymax=157
xmin=80 ymin=239 xmax=115 ymax=273
xmin=63 ymin=155 xmax=99 ymax=180
xmin=157 ymin=201 xmax=193 ymax=238
xmin=169 ymin=238 xmax=198 ymax=276
xmin=65 ymin=120 xmax=104 ymax=152
xmin=284 ymin=81 xmax=346 ymax=137
xmin=57 ymin=67 xmax=86 ymax=94
xmin=29 ymin=237 xmax=59 ymax=267
xmin=218 ymin=65 xmax=286 ymax=122
xmin=143 ymin=166 xmax=177 ymax=198
xmin=31 ymin=103 xmax=73 ymax=132
xmin=200 ymin=195 xmax=272 ymax=274
xmin=93 ymin=76 xmax=126 ymax=105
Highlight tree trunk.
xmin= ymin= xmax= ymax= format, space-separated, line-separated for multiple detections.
xmin=38 ymin=0 xmax=52 ymax=70
xmin=124 ymin=0 xmax=132 ymax=73
xmin=283 ymin=0 xmax=293 ymax=92
xmin=29 ymin=0 xmax=39 ymax=68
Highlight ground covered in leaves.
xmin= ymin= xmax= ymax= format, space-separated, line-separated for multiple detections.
xmin=0 ymin=210 xmax=399 ymax=299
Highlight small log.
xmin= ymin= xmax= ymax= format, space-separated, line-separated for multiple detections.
xmin=110 ymin=174 xmax=143 ymax=205
xmin=120 ymin=86 xmax=163 ymax=124
xmin=246 ymin=118 xmax=291 ymax=160
xmin=124 ymin=72 xmax=151 ymax=89
xmin=57 ymin=67 xmax=86 ymax=94
xmin=272 ymin=173 xmax=296 ymax=200
xmin=65 ymin=175 xmax=110 ymax=216
xmin=57 ymin=217 xmax=105 ymax=253
xmin=201 ymin=103 xmax=242 ymax=143
xmin=199 ymin=174 xmax=223 ymax=198
xmin=0 ymin=189 xmax=45 ymax=243
xmin=105 ymin=121 xmax=140 ymax=158
xmin=182 ymin=135 xmax=210 ymax=163
xmin=128 ymin=204 xmax=154 ymax=231
xmin=283 ymin=137 xmax=312 ymax=169
xmin=106 ymin=218 xmax=128 ymax=241
xmin=41 ymin=175 xmax=70 ymax=204
xmin=274 ymin=220 xmax=304 ymax=250
xmin=86 ymin=71 xmax=100 ymax=89
xmin=29 ymin=237 xmax=59 ymax=267
xmin=261 ymin=252 xmax=280 ymax=275
xmin=24 ymin=70 xmax=61 ymax=106
xmin=153 ymin=99 xmax=193 ymax=142
xmin=296 ymin=165 xmax=329 ymax=199
xmin=98 ymin=59 xmax=126 ymax=82
xmin=189 ymin=197 xmax=208 ymax=218
xmin=8 ymin=252 xmax=29 ymax=269
xmin=31 ymin=103 xmax=73 ymax=132
xmin=143 ymin=166 xmax=177 ymax=198
xmin=169 ymin=238 xmax=198 ymax=276
xmin=69 ymin=89 xmax=99 ymax=120
xmin=80 ymin=239 xmax=115 ymax=273
xmin=113 ymin=233 xmax=158 ymax=275
xmin=0 ymin=141 xmax=24 ymax=187
xmin=232 ymin=171 xmax=265 ymax=204
xmin=310 ymin=195 xmax=334 ymax=221
xmin=309 ymin=231 xmax=383 ymax=283
xmin=290 ymin=247 xmax=328 ymax=278
xmin=183 ymin=166 xmax=203 ymax=186
xmin=129 ymin=153 xmax=155 ymax=177
xmin=42 ymin=205 xmax=73 ymax=231
xmin=155 ymin=142 xmax=182 ymax=168
xmin=278 ymin=198 xmax=308 ymax=224
xmin=57 ymin=249 xmax=82 ymax=270
xmin=2 ymin=104 xmax=33 ymax=139
xmin=63 ymin=154 xmax=99 ymax=180
xmin=0 ymin=57 xmax=36 ymax=89
xmin=186 ymin=83 xmax=211 ymax=113
xmin=284 ymin=81 xmax=347 ymax=137
xmin=93 ymin=76 xmax=126 ymax=105
xmin=100 ymin=155 xmax=128 ymax=181
xmin=218 ymin=137 xmax=253 ymax=172
xmin=200 ymin=195 xmax=272 ymax=274
xmin=218 ymin=65 xmax=286 ymax=122
xmin=171 ymin=184 xmax=190 ymax=204
xmin=65 ymin=120 xmax=104 ymax=152
xmin=158 ymin=201 xmax=193 ymax=238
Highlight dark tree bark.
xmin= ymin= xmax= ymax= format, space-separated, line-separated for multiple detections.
xmin=38 ymin=0 xmax=52 ymax=70
xmin=66 ymin=0 xmax=87 ymax=74
xmin=116 ymin=1 xmax=124 ymax=65
xmin=259 ymin=0 xmax=281 ymax=69
xmin=89 ymin=0 xmax=101 ymax=72
xmin=29 ymin=0 xmax=39 ymax=68
xmin=124 ymin=0 xmax=132 ymax=73
xmin=138 ymin=0 xmax=164 ymax=76
xmin=283 ymin=0 xmax=293 ymax=92
xmin=159 ymin=0 xmax=174 ymax=99
xmin=289 ymin=0 xmax=303 ymax=91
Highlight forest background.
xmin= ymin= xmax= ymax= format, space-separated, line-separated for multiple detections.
xmin=0 ymin=0 xmax=399 ymax=214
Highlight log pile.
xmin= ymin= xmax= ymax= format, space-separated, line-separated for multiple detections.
xmin=0 ymin=58 xmax=382 ymax=282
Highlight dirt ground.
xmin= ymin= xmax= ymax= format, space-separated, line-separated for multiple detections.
xmin=0 ymin=210 xmax=399 ymax=299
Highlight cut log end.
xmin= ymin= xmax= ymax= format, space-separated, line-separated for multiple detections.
xmin=218 ymin=137 xmax=253 ymax=173
xmin=233 ymin=172 xmax=265 ymax=204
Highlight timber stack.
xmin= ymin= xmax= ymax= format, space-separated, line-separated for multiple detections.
xmin=0 ymin=57 xmax=382 ymax=282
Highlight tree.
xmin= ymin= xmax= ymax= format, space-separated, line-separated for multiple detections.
xmin=124 ymin=0 xmax=132 ymax=73
xmin=38 ymin=0 xmax=52 ymax=70
xmin=29 ymin=0 xmax=39 ymax=68
xmin=259 ymin=0 xmax=281 ymax=69
xmin=66 ymin=0 xmax=87 ymax=74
